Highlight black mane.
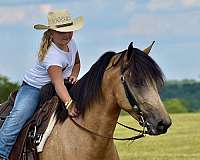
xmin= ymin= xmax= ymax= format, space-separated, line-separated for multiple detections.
xmin=69 ymin=51 xmax=116 ymax=117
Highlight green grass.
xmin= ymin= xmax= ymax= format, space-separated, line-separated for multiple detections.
xmin=114 ymin=113 xmax=200 ymax=160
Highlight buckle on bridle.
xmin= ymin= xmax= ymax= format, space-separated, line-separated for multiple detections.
xmin=121 ymin=75 xmax=125 ymax=83
xmin=139 ymin=115 xmax=146 ymax=134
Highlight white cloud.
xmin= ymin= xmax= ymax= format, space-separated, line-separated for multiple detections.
xmin=39 ymin=4 xmax=53 ymax=14
xmin=121 ymin=0 xmax=137 ymax=14
xmin=115 ymin=14 xmax=163 ymax=37
xmin=0 ymin=4 xmax=54 ymax=25
xmin=147 ymin=0 xmax=200 ymax=11
xmin=147 ymin=0 xmax=178 ymax=11
xmin=113 ymin=10 xmax=200 ymax=37
xmin=0 ymin=7 xmax=25 ymax=24
xmin=182 ymin=0 xmax=200 ymax=7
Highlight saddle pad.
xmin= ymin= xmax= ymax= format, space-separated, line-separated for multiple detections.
xmin=37 ymin=112 xmax=57 ymax=152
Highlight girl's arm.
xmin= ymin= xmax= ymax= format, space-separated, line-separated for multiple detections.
xmin=69 ymin=51 xmax=80 ymax=84
xmin=48 ymin=66 xmax=71 ymax=104
xmin=48 ymin=64 xmax=79 ymax=117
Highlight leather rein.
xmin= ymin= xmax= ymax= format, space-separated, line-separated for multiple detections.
xmin=69 ymin=52 xmax=148 ymax=141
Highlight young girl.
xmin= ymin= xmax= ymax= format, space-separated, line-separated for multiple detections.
xmin=0 ymin=10 xmax=84 ymax=160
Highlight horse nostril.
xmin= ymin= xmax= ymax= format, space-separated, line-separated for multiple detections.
xmin=157 ymin=120 xmax=171 ymax=133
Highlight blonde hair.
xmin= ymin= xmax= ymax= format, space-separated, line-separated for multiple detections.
xmin=38 ymin=29 xmax=52 ymax=62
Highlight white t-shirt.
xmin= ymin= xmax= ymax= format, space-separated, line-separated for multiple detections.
xmin=23 ymin=39 xmax=78 ymax=89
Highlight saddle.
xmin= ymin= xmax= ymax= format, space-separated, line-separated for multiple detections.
xmin=0 ymin=80 xmax=73 ymax=160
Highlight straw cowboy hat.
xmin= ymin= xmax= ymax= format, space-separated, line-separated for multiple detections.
xmin=34 ymin=10 xmax=84 ymax=32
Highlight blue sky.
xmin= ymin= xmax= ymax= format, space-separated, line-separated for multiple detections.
xmin=0 ymin=0 xmax=200 ymax=83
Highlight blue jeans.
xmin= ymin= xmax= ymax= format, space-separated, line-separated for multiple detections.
xmin=0 ymin=83 xmax=40 ymax=159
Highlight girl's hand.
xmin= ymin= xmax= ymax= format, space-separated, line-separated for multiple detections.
xmin=68 ymin=106 xmax=79 ymax=117
xmin=69 ymin=75 xmax=77 ymax=84
xmin=65 ymin=99 xmax=79 ymax=117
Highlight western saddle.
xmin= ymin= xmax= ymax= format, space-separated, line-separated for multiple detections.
xmin=0 ymin=81 xmax=73 ymax=160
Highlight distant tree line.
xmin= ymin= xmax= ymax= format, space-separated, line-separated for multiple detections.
xmin=161 ymin=79 xmax=200 ymax=113
xmin=0 ymin=75 xmax=19 ymax=103
xmin=0 ymin=75 xmax=200 ymax=113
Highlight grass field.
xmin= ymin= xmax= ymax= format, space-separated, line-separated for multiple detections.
xmin=114 ymin=113 xmax=200 ymax=160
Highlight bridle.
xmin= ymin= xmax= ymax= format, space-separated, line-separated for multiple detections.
xmin=119 ymin=51 xmax=148 ymax=137
xmin=69 ymin=51 xmax=148 ymax=141
xmin=120 ymin=51 xmax=147 ymax=130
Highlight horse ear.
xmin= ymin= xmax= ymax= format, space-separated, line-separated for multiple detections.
xmin=143 ymin=41 xmax=155 ymax=55
xmin=127 ymin=42 xmax=134 ymax=60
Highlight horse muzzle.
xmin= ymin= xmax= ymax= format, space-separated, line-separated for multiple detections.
xmin=146 ymin=118 xmax=172 ymax=135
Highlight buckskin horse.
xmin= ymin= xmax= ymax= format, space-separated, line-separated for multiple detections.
xmin=39 ymin=42 xmax=171 ymax=160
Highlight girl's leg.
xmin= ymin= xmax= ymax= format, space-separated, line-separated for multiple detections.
xmin=0 ymin=83 xmax=40 ymax=159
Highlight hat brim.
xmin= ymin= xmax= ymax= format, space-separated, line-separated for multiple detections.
xmin=34 ymin=16 xmax=84 ymax=32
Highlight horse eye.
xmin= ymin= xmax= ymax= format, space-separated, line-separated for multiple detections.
xmin=134 ymin=81 xmax=146 ymax=88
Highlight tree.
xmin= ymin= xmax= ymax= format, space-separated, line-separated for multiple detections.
xmin=0 ymin=75 xmax=19 ymax=103
xmin=163 ymin=98 xmax=188 ymax=113
xmin=161 ymin=80 xmax=200 ymax=112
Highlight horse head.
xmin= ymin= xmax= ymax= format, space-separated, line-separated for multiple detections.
xmin=103 ymin=42 xmax=171 ymax=135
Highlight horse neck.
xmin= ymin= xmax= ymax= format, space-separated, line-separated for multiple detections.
xmin=75 ymin=98 xmax=121 ymax=137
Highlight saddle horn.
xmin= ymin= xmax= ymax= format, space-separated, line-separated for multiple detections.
xmin=143 ymin=41 xmax=155 ymax=55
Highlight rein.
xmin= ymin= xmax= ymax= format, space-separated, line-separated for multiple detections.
xmin=69 ymin=116 xmax=145 ymax=141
